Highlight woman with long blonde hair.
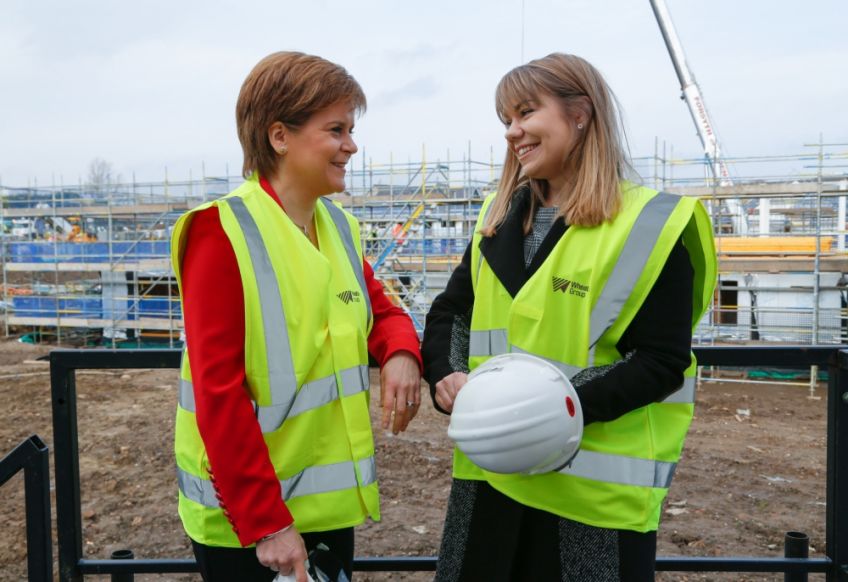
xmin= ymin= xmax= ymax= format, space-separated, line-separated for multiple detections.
xmin=423 ymin=53 xmax=716 ymax=580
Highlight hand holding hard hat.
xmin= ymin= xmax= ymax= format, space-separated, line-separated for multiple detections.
xmin=447 ymin=353 xmax=583 ymax=475
xmin=434 ymin=371 xmax=468 ymax=412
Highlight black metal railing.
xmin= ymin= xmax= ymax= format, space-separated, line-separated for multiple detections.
xmin=41 ymin=346 xmax=848 ymax=580
xmin=0 ymin=434 xmax=52 ymax=582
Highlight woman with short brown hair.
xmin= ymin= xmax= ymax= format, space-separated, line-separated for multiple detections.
xmin=173 ymin=51 xmax=422 ymax=582
xmin=236 ymin=51 xmax=368 ymax=181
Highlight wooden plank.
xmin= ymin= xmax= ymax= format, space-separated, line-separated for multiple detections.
xmin=666 ymin=182 xmax=847 ymax=198
xmin=7 ymin=316 xmax=183 ymax=330
xmin=4 ymin=260 xmax=171 ymax=272
xmin=719 ymin=256 xmax=848 ymax=273
xmin=1 ymin=202 xmax=191 ymax=218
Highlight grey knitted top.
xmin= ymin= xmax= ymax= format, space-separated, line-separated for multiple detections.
xmin=523 ymin=205 xmax=559 ymax=267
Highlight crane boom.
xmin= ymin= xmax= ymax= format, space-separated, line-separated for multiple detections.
xmin=649 ymin=0 xmax=746 ymax=234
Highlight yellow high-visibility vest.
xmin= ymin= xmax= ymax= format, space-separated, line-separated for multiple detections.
xmin=172 ymin=176 xmax=379 ymax=546
xmin=458 ymin=183 xmax=717 ymax=532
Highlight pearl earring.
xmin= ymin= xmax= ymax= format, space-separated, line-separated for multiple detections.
xmin=577 ymin=123 xmax=584 ymax=130
xmin=277 ymin=146 xmax=288 ymax=155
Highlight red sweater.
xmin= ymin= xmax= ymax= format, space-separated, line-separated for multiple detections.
xmin=181 ymin=177 xmax=421 ymax=546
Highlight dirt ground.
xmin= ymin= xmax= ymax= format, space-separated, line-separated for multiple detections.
xmin=0 ymin=337 xmax=829 ymax=581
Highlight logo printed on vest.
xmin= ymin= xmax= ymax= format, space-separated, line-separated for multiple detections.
xmin=337 ymin=290 xmax=361 ymax=304
xmin=552 ymin=276 xmax=589 ymax=298
xmin=552 ymin=277 xmax=571 ymax=293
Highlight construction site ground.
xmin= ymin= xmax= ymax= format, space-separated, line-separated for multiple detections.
xmin=0 ymin=338 xmax=828 ymax=581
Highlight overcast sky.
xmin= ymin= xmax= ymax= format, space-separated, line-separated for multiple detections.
xmin=2 ymin=0 xmax=845 ymax=187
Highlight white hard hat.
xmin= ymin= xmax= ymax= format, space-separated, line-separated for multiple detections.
xmin=447 ymin=353 xmax=583 ymax=475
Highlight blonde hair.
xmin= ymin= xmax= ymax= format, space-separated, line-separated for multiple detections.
xmin=483 ymin=53 xmax=633 ymax=236
xmin=236 ymin=52 xmax=366 ymax=179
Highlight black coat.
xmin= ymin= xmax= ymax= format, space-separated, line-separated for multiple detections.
xmin=422 ymin=189 xmax=695 ymax=424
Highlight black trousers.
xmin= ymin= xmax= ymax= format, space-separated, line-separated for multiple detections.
xmin=191 ymin=527 xmax=354 ymax=582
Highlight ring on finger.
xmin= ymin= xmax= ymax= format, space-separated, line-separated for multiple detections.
xmin=406 ymin=400 xmax=418 ymax=407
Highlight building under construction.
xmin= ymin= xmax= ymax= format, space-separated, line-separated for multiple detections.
xmin=1 ymin=143 xmax=847 ymax=348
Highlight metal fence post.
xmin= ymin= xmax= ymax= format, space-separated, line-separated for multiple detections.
xmin=785 ymin=531 xmax=809 ymax=582
xmin=826 ymin=350 xmax=848 ymax=580
xmin=110 ymin=549 xmax=134 ymax=582
xmin=23 ymin=435 xmax=52 ymax=582
xmin=51 ymin=355 xmax=83 ymax=582
xmin=0 ymin=435 xmax=52 ymax=582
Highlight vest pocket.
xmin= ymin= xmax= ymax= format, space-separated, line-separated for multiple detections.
xmin=508 ymin=300 xmax=544 ymax=346
xmin=510 ymin=300 xmax=543 ymax=321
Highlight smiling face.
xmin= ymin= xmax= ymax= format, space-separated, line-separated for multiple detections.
xmin=502 ymin=92 xmax=584 ymax=185
xmin=272 ymin=100 xmax=358 ymax=196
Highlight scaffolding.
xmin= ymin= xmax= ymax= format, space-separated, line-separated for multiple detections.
xmin=1 ymin=141 xmax=847 ymax=348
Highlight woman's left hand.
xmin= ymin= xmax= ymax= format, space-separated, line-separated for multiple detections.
xmin=380 ymin=351 xmax=421 ymax=434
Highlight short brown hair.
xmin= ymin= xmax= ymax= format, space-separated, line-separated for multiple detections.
xmin=484 ymin=53 xmax=633 ymax=235
xmin=236 ymin=52 xmax=366 ymax=179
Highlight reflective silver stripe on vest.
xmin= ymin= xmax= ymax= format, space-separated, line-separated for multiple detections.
xmin=511 ymin=346 xmax=694 ymax=405
xmin=340 ymin=364 xmax=370 ymax=398
xmin=228 ymin=197 xmax=297 ymax=425
xmin=474 ymin=198 xmax=496 ymax=285
xmin=466 ymin=340 xmax=694 ymax=406
xmin=587 ymin=193 xmax=680 ymax=365
xmin=257 ymin=365 xmax=369 ymax=430
xmin=177 ymin=468 xmax=219 ymax=507
xmin=179 ymin=350 xmax=195 ymax=412
xmin=283 ymin=457 xmax=375 ymax=500
xmin=509 ymin=345 xmax=583 ymax=380
xmin=285 ymin=375 xmax=338 ymax=418
xmin=320 ymin=198 xmax=372 ymax=325
xmin=179 ymin=378 xmax=195 ymax=412
xmin=469 ymin=329 xmax=508 ymax=358
xmin=468 ymin=333 xmax=582 ymax=379
xmin=177 ymin=455 xmax=377 ymax=508
xmin=179 ymin=364 xmax=370 ymax=426
xmin=661 ymin=376 xmax=696 ymax=404
xmin=559 ymin=449 xmax=677 ymax=489
xmin=358 ymin=456 xmax=377 ymax=485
